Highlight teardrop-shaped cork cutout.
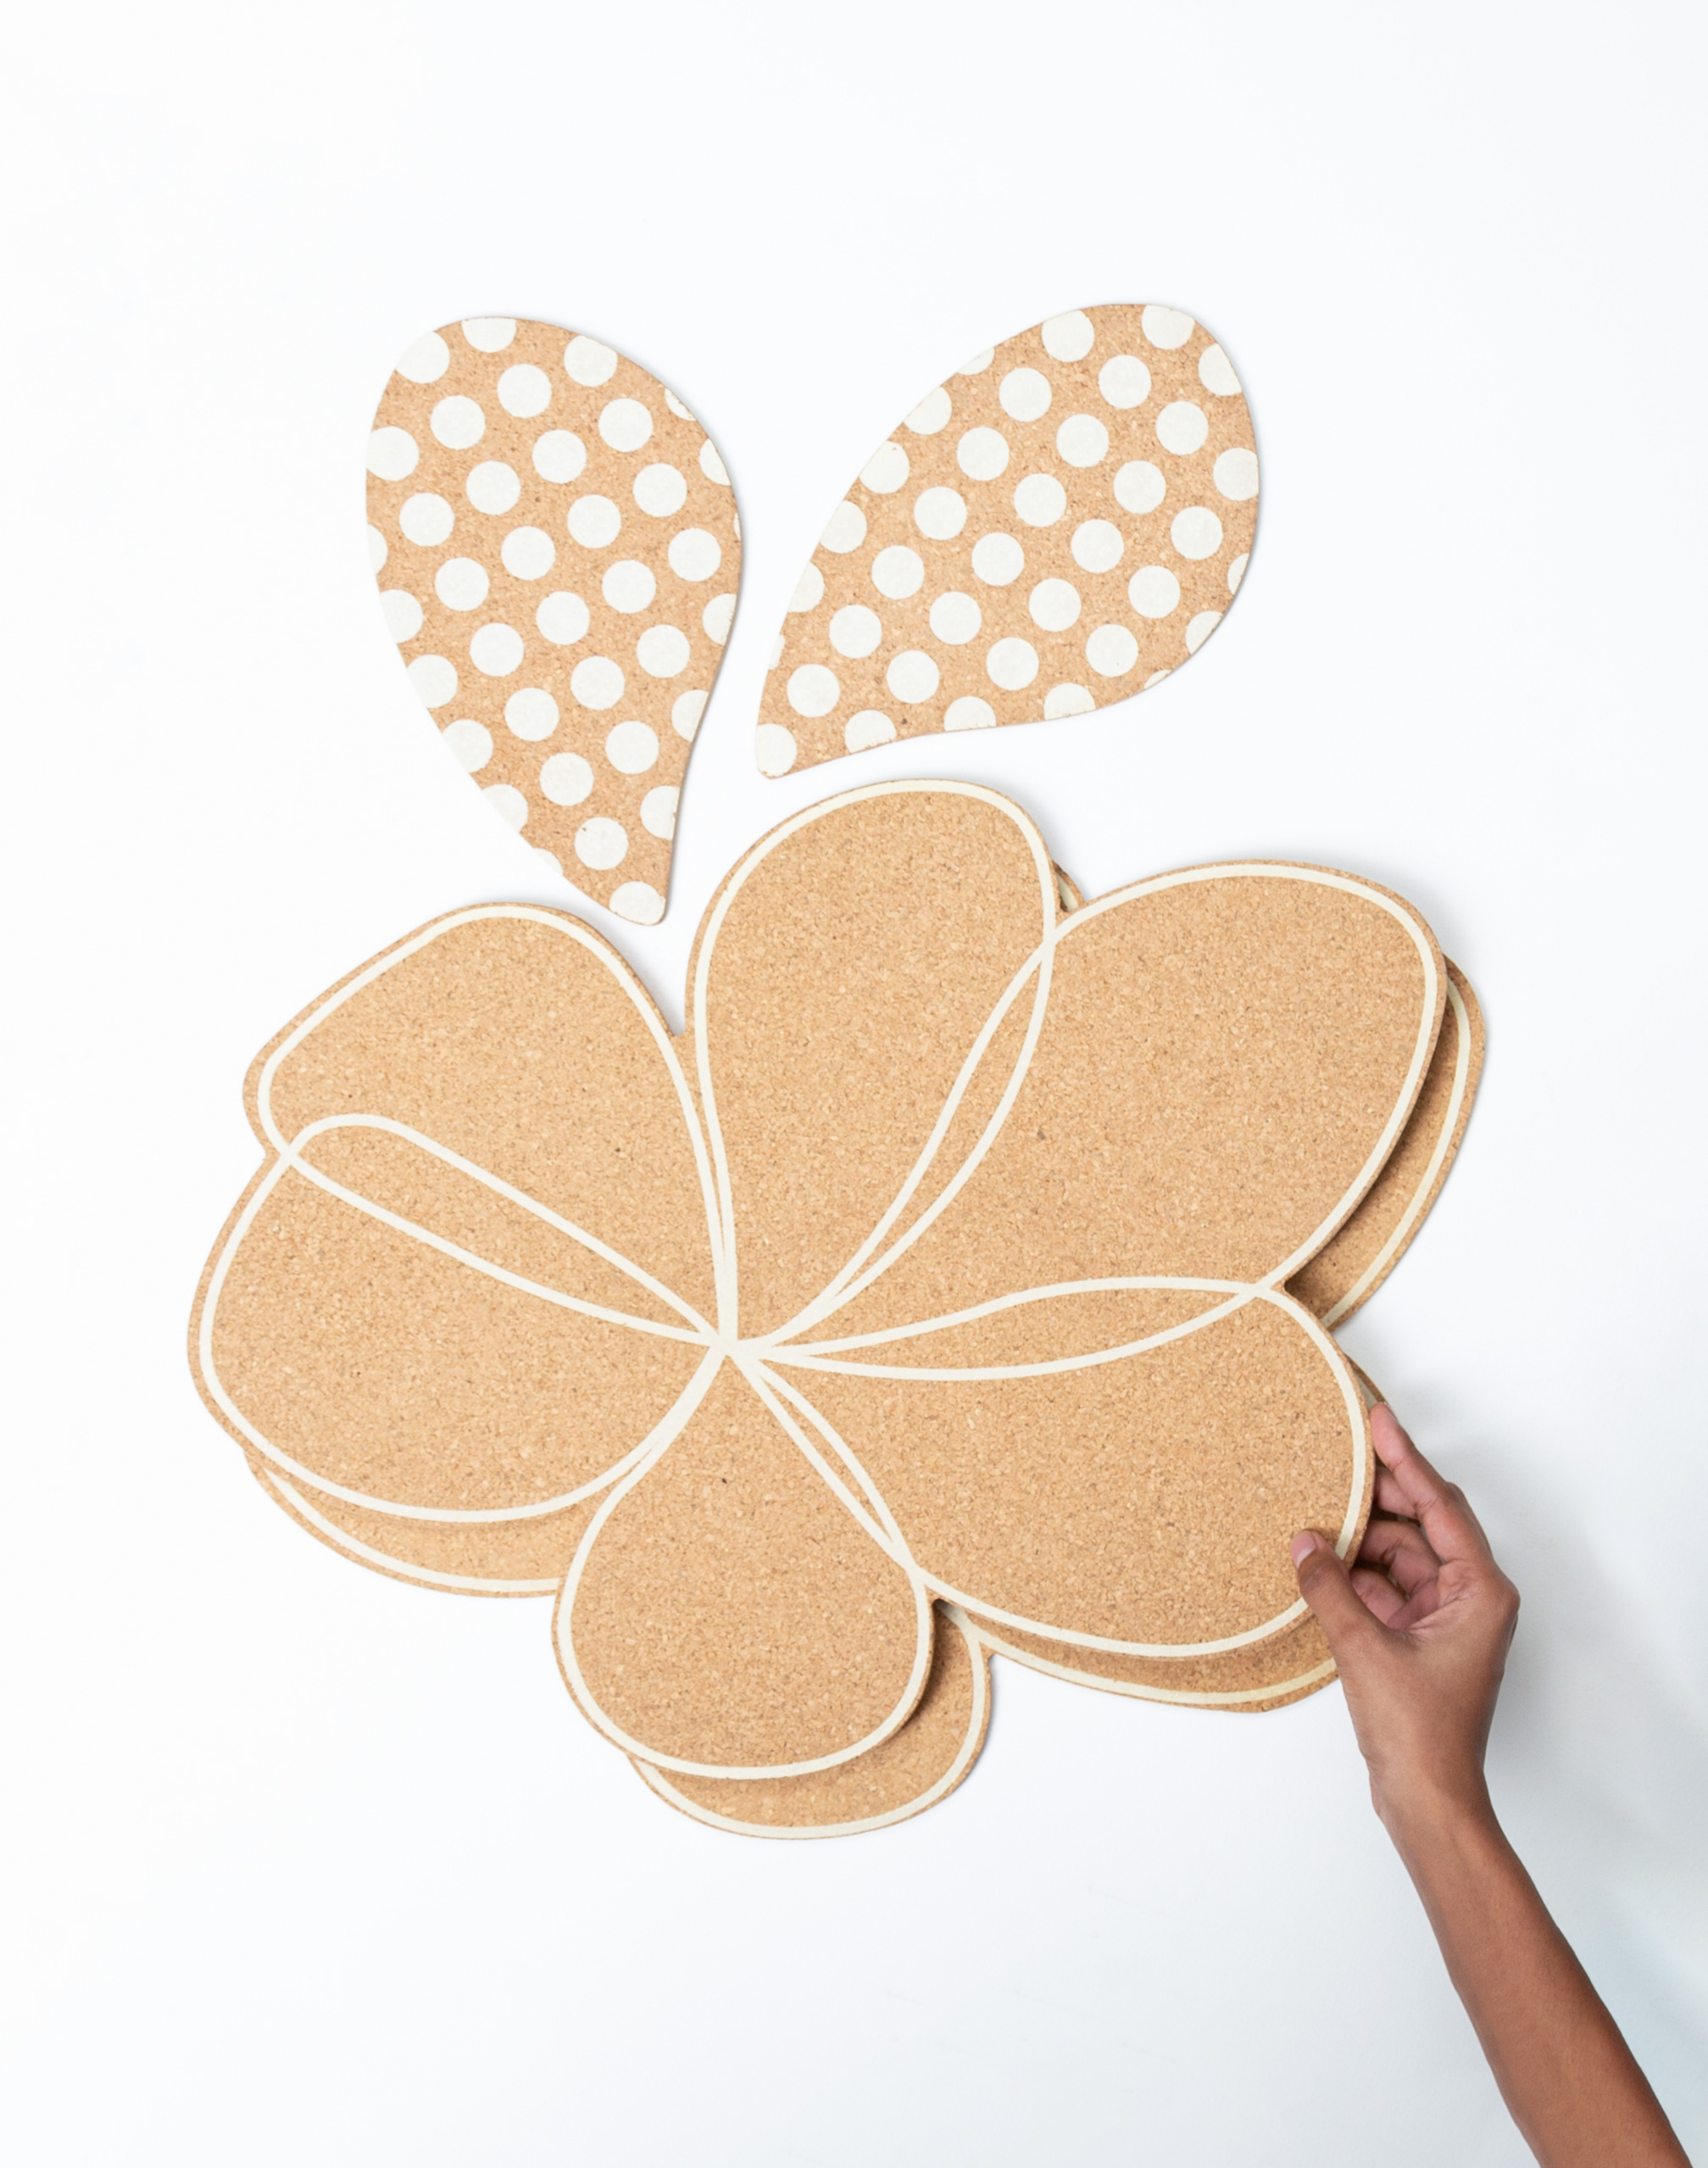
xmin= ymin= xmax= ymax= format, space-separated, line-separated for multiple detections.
xmin=367 ymin=318 xmax=741 ymax=922
xmin=755 ymin=304 xmax=1256 ymax=776
xmin=556 ymin=1357 xmax=932 ymax=1778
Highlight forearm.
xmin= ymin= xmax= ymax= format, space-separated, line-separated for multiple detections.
xmin=1382 ymin=1785 xmax=1688 ymax=2168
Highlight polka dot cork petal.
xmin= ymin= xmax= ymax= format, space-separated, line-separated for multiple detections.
xmin=756 ymin=304 xmax=1257 ymax=774
xmin=367 ymin=319 xmax=740 ymax=921
xmin=190 ymin=785 xmax=1481 ymax=1831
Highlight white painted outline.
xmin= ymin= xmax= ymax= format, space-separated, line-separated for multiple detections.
xmin=631 ymin=1606 xmax=990 ymax=1839
xmin=1054 ymin=861 xmax=1441 ymax=1291
xmin=739 ymin=1357 xmax=913 ymax=1558
xmin=765 ymin=943 xmax=1052 ymax=1346
xmin=1318 ymin=978 xmax=1472 ymax=1328
xmin=770 ymin=1276 xmax=1249 ymax=1379
xmin=288 ymin=1115 xmax=711 ymax=1335
xmin=266 ymin=1121 xmax=706 ymax=1342
xmin=198 ymin=792 xmax=1440 ymax=1763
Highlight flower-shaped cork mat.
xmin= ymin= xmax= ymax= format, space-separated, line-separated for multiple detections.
xmin=367 ymin=318 xmax=740 ymax=922
xmin=191 ymin=784 xmax=1481 ymax=1837
xmin=754 ymin=305 xmax=1257 ymax=776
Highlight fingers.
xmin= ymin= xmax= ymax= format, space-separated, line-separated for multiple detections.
xmin=1373 ymin=1463 xmax=1422 ymax=1518
xmin=1358 ymin=1515 xmax=1444 ymax=1601
xmin=1370 ymin=1406 xmax=1497 ymax=1571
xmin=1291 ymin=1530 xmax=1386 ymax=1661
xmin=1349 ymin=1563 xmax=1409 ymax=1626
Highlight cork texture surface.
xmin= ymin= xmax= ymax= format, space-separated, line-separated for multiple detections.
xmin=969 ymin=1364 xmax=1388 ymax=1711
xmin=191 ymin=782 xmax=1465 ymax=1820
xmin=367 ymin=317 xmax=740 ymax=922
xmin=755 ymin=304 xmax=1256 ymax=777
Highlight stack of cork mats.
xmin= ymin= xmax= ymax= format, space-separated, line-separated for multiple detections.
xmin=191 ymin=309 xmax=1483 ymax=1839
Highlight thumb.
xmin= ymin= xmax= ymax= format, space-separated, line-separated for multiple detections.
xmin=1291 ymin=1530 xmax=1383 ymax=1662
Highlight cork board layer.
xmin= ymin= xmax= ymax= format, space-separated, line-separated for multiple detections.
xmin=976 ymin=1611 xmax=1338 ymax=1714
xmin=192 ymin=782 xmax=1462 ymax=1816
xmin=368 ymin=317 xmax=740 ymax=922
xmin=1289 ymin=961 xmax=1483 ymax=1325
xmin=636 ymin=1603 xmax=989 ymax=1838
xmin=755 ymin=304 xmax=1256 ymax=777
xmin=244 ymin=1455 xmax=598 ymax=1596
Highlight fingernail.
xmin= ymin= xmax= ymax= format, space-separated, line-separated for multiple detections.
xmin=1290 ymin=1533 xmax=1318 ymax=1567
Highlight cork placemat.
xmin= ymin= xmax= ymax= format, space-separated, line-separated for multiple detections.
xmin=192 ymin=782 xmax=1462 ymax=1815
xmin=755 ymin=304 xmax=1256 ymax=776
xmin=367 ymin=318 xmax=740 ymax=922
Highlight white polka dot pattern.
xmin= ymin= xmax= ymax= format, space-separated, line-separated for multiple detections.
xmin=757 ymin=304 xmax=1257 ymax=772
xmin=368 ymin=319 xmax=739 ymax=918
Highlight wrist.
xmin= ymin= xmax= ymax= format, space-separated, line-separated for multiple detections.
xmin=1371 ymin=1762 xmax=1499 ymax=1853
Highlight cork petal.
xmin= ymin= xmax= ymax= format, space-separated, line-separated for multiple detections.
xmin=690 ymin=783 xmax=1058 ymax=1340
xmin=817 ymin=861 xmax=1445 ymax=1343
xmin=756 ymin=303 xmax=1258 ymax=777
xmin=555 ymin=1356 xmax=932 ymax=1779
xmin=253 ymin=906 xmax=720 ymax=1327
xmin=192 ymin=905 xmax=719 ymax=1519
xmin=1288 ymin=961 xmax=1484 ymax=1326
xmin=202 ymin=1158 xmax=709 ymax=1515
xmin=369 ymin=317 xmax=741 ymax=923
xmin=786 ymin=1286 xmax=1370 ymax=1657
xmin=965 ymin=1361 xmax=1383 ymax=1704
xmin=634 ymin=1603 xmax=989 ymax=1836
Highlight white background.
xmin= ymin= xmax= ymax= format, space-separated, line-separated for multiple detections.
xmin=3 ymin=3 xmax=1704 ymax=2160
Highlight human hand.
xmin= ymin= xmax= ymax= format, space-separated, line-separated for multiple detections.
xmin=1293 ymin=1413 xmax=1690 ymax=2164
xmin=1291 ymin=1405 xmax=1520 ymax=1834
